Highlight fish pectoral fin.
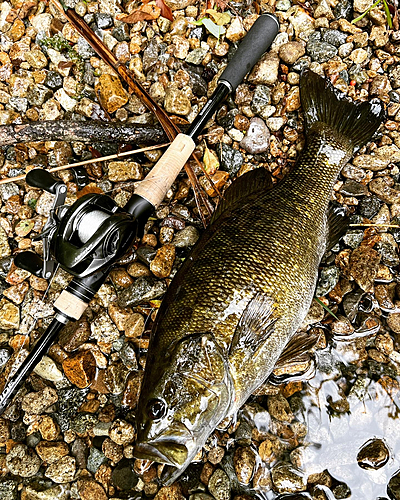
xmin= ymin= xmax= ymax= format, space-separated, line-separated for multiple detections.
xmin=210 ymin=167 xmax=273 ymax=225
xmin=326 ymin=202 xmax=351 ymax=252
xmin=229 ymin=292 xmax=278 ymax=358
xmin=269 ymin=329 xmax=321 ymax=384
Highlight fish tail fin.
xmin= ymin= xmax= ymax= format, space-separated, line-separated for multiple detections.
xmin=300 ymin=69 xmax=385 ymax=153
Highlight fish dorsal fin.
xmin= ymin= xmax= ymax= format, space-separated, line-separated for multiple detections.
xmin=210 ymin=167 xmax=273 ymax=225
xmin=229 ymin=292 xmax=278 ymax=358
xmin=327 ymin=202 xmax=350 ymax=251
xmin=300 ymin=69 xmax=385 ymax=154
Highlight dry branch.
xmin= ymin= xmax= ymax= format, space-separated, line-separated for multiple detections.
xmin=0 ymin=120 xmax=167 ymax=147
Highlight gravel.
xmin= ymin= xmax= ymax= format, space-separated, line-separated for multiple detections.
xmin=0 ymin=1 xmax=399 ymax=498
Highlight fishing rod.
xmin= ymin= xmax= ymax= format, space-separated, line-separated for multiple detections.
xmin=0 ymin=13 xmax=279 ymax=414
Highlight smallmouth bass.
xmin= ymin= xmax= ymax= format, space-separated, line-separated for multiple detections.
xmin=134 ymin=70 xmax=385 ymax=480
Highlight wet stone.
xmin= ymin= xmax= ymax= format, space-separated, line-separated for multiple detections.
xmin=112 ymin=458 xmax=139 ymax=490
xmin=104 ymin=360 xmax=129 ymax=394
xmin=271 ymin=463 xmax=307 ymax=494
xmin=358 ymin=195 xmax=382 ymax=218
xmin=34 ymin=355 xmax=63 ymax=382
xmin=150 ymin=244 xmax=176 ymax=278
xmin=349 ymin=246 xmax=381 ymax=292
xmin=316 ymin=266 xmax=340 ymax=297
xmin=173 ymin=226 xmax=200 ymax=247
xmin=208 ymin=469 xmax=231 ymax=500
xmin=267 ymin=394 xmax=294 ymax=422
xmin=233 ymin=446 xmax=256 ymax=485
xmin=164 ymin=86 xmax=191 ymax=115
xmin=6 ymin=444 xmax=41 ymax=477
xmin=0 ymin=419 xmax=9 ymax=446
xmin=0 ymin=298 xmax=19 ymax=330
xmin=0 ymin=227 xmax=11 ymax=258
xmin=87 ymin=447 xmax=107 ymax=474
xmin=62 ymin=350 xmax=96 ymax=388
xmin=248 ymin=53 xmax=279 ymax=86
xmin=124 ymin=312 xmax=145 ymax=338
xmin=342 ymin=230 xmax=364 ymax=249
xmin=38 ymin=415 xmax=60 ymax=441
xmin=108 ymin=161 xmax=143 ymax=182
xmin=0 ymin=480 xmax=18 ymax=500
xmin=239 ymin=117 xmax=270 ymax=154
xmin=307 ymin=40 xmax=337 ymax=62
xmin=95 ymin=12 xmax=113 ymax=29
xmin=218 ymin=143 xmax=243 ymax=176
xmin=71 ymin=413 xmax=98 ymax=434
xmin=340 ymin=180 xmax=368 ymax=197
xmin=388 ymin=470 xmax=400 ymax=500
xmin=56 ymin=387 xmax=90 ymax=432
xmin=375 ymin=241 xmax=399 ymax=267
xmin=357 ymin=438 xmax=390 ymax=470
xmin=95 ymin=74 xmax=128 ymax=114
xmin=322 ymin=29 xmax=347 ymax=46
xmin=36 ymin=441 xmax=69 ymax=464
xmin=279 ymin=42 xmax=306 ymax=64
xmin=119 ymin=341 xmax=138 ymax=370
xmin=118 ymin=276 xmax=167 ymax=307
xmin=45 ymin=455 xmax=76 ymax=483
xmin=59 ymin=317 xmax=91 ymax=352
xmin=22 ymin=386 xmax=58 ymax=414
xmin=109 ymin=419 xmax=135 ymax=445
xmin=137 ymin=246 xmax=157 ymax=265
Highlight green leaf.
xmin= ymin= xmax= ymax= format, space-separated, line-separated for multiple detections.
xmin=382 ymin=0 xmax=393 ymax=28
xmin=351 ymin=0 xmax=382 ymax=23
xmin=314 ymin=297 xmax=339 ymax=321
xmin=192 ymin=17 xmax=206 ymax=25
xmin=201 ymin=18 xmax=226 ymax=39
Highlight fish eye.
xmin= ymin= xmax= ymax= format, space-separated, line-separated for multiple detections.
xmin=146 ymin=398 xmax=167 ymax=420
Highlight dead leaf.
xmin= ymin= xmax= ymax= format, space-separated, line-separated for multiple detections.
xmin=156 ymin=0 xmax=173 ymax=21
xmin=203 ymin=144 xmax=219 ymax=174
xmin=206 ymin=8 xmax=231 ymax=25
xmin=120 ymin=4 xmax=161 ymax=23
xmin=58 ymin=61 xmax=75 ymax=70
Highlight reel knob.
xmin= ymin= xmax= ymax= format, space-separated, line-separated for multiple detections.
xmin=26 ymin=169 xmax=66 ymax=195
xmin=14 ymin=252 xmax=46 ymax=278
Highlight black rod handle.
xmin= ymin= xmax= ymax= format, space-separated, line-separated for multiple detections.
xmin=219 ymin=13 xmax=279 ymax=92
xmin=0 ymin=318 xmax=65 ymax=415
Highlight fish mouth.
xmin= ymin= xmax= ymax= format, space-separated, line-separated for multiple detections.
xmin=134 ymin=441 xmax=189 ymax=467
xmin=134 ymin=422 xmax=195 ymax=467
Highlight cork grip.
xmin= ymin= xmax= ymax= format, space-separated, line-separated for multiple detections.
xmin=135 ymin=134 xmax=195 ymax=207
xmin=54 ymin=290 xmax=88 ymax=320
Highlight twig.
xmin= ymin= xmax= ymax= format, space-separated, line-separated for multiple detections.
xmin=0 ymin=143 xmax=170 ymax=185
xmin=349 ymin=223 xmax=399 ymax=228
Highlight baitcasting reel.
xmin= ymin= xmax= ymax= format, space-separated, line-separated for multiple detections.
xmin=15 ymin=168 xmax=153 ymax=280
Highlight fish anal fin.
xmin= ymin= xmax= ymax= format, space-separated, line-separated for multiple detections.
xmin=210 ymin=168 xmax=273 ymax=225
xmin=229 ymin=292 xmax=278 ymax=357
xmin=326 ymin=202 xmax=350 ymax=252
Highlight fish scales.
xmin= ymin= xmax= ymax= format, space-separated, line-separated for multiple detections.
xmin=134 ymin=70 xmax=385 ymax=480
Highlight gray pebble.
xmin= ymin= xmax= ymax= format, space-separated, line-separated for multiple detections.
xmin=208 ymin=469 xmax=231 ymax=500
xmin=173 ymin=226 xmax=200 ymax=247
xmin=239 ymin=117 xmax=270 ymax=154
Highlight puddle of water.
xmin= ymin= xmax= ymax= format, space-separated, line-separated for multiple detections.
xmin=292 ymin=348 xmax=400 ymax=499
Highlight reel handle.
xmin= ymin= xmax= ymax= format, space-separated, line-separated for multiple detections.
xmin=26 ymin=169 xmax=66 ymax=195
